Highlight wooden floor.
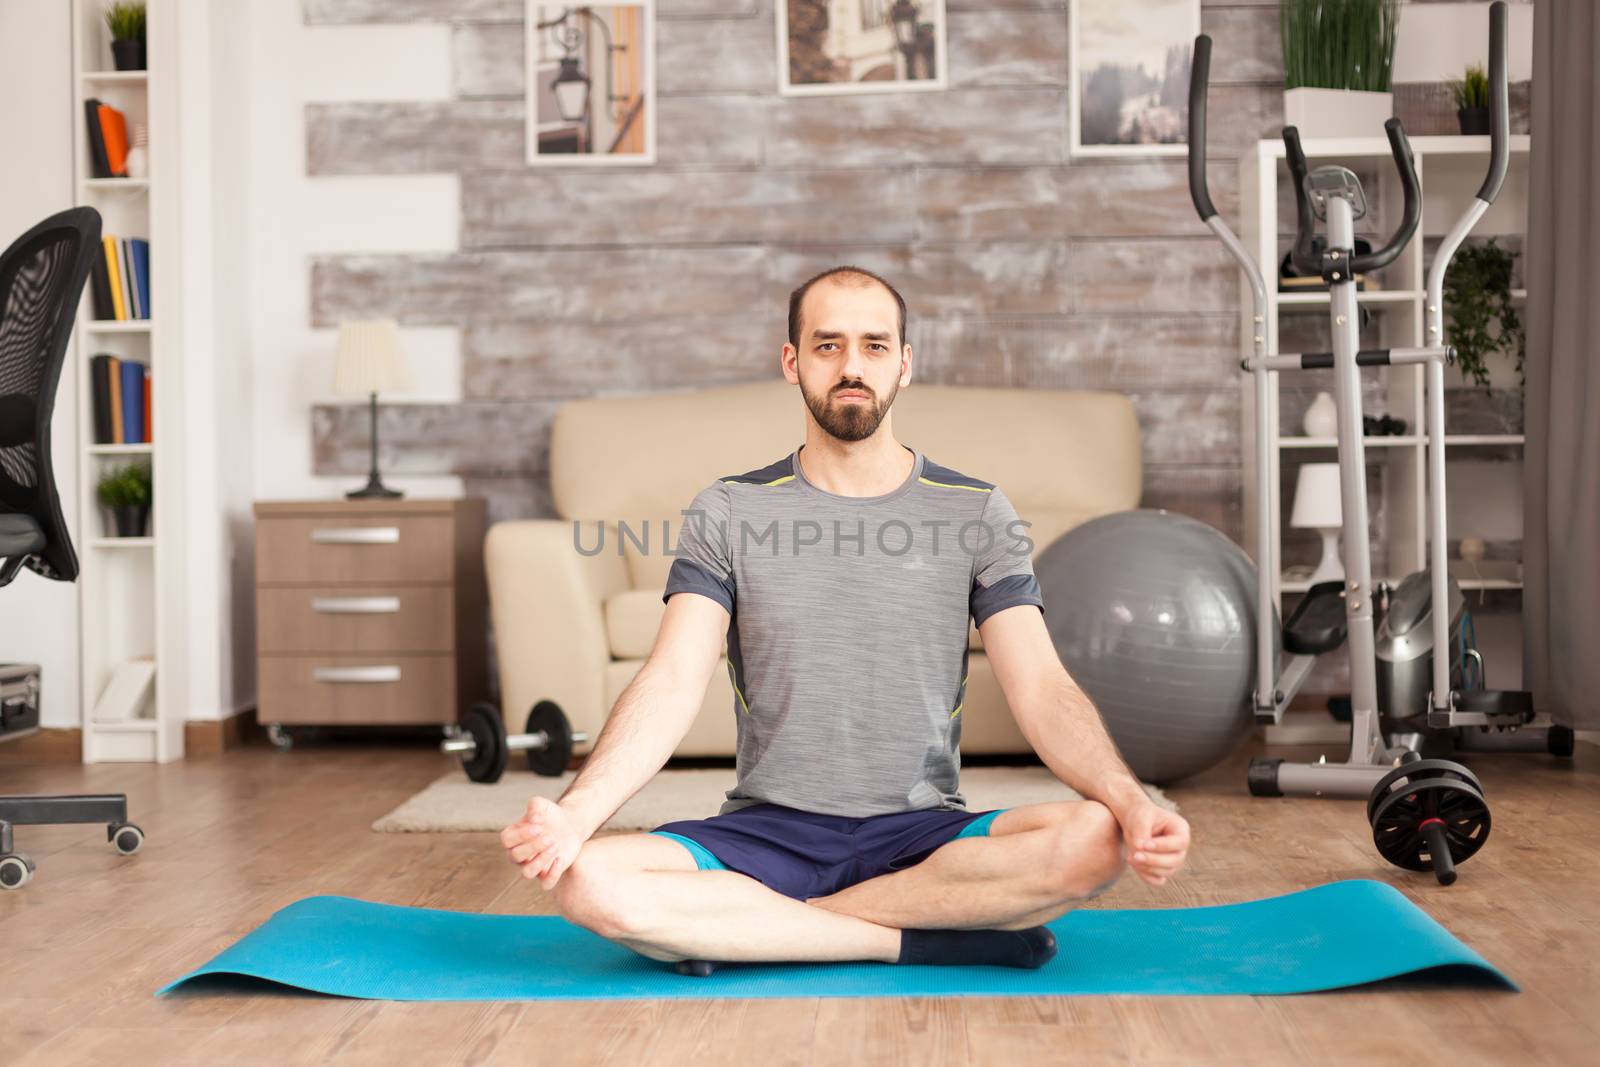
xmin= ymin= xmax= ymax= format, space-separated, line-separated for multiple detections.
xmin=1 ymin=731 xmax=1596 ymax=1066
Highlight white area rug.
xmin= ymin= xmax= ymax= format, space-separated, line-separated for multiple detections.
xmin=372 ymin=765 xmax=1176 ymax=833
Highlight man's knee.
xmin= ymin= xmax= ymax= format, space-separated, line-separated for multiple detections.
xmin=1044 ymin=801 xmax=1126 ymax=900
xmin=552 ymin=849 xmax=635 ymax=940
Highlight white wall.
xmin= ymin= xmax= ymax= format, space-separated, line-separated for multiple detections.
xmin=211 ymin=0 xmax=256 ymax=721
xmin=236 ymin=2 xmax=465 ymax=508
xmin=1395 ymin=2 xmax=1535 ymax=83
xmin=191 ymin=3 xmax=469 ymax=719
xmin=0 ymin=1 xmax=81 ymax=729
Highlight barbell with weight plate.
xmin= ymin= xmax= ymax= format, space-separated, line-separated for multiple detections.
xmin=440 ymin=701 xmax=591 ymax=784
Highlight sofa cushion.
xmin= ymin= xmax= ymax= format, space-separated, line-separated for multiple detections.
xmin=605 ymin=589 xmax=667 ymax=659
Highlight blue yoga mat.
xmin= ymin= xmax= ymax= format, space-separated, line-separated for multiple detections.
xmin=157 ymin=879 xmax=1515 ymax=1001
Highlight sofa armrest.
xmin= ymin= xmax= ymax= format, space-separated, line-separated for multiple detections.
xmin=485 ymin=519 xmax=632 ymax=742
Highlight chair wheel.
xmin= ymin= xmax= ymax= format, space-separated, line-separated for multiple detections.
xmin=0 ymin=854 xmax=34 ymax=890
xmin=110 ymin=824 xmax=145 ymax=855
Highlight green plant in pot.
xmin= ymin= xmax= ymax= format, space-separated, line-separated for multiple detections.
xmin=105 ymin=1 xmax=146 ymax=72
xmin=97 ymin=460 xmax=152 ymax=538
xmin=1451 ymin=63 xmax=1491 ymax=135
xmin=1443 ymin=238 xmax=1525 ymax=394
xmin=1280 ymin=0 xmax=1400 ymax=140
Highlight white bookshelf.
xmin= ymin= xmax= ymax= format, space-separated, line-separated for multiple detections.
xmin=1238 ymin=135 xmax=1531 ymax=619
xmin=69 ymin=0 xmax=183 ymax=763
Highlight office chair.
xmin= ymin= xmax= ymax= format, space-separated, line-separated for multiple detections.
xmin=0 ymin=206 xmax=145 ymax=890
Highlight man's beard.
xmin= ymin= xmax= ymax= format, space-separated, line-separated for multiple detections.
xmin=801 ymin=376 xmax=899 ymax=442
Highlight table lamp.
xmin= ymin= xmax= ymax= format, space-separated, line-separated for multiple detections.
xmin=1291 ymin=462 xmax=1344 ymax=583
xmin=333 ymin=318 xmax=412 ymax=500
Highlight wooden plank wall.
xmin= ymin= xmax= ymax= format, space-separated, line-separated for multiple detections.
xmin=305 ymin=0 xmax=1530 ymax=540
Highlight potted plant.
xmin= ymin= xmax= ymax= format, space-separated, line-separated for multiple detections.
xmin=1451 ymin=63 xmax=1491 ymax=135
xmin=1281 ymin=0 xmax=1400 ymax=141
xmin=105 ymin=1 xmax=146 ymax=72
xmin=1443 ymin=238 xmax=1525 ymax=394
xmin=97 ymin=460 xmax=153 ymax=537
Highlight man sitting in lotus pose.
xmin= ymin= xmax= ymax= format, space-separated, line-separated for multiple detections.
xmin=501 ymin=265 xmax=1191 ymax=975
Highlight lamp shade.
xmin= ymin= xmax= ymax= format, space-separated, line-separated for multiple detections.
xmin=890 ymin=0 xmax=918 ymax=47
xmin=1290 ymin=462 xmax=1343 ymax=529
xmin=333 ymin=319 xmax=412 ymax=396
xmin=552 ymin=57 xmax=590 ymax=123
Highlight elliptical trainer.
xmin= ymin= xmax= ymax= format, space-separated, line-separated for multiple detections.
xmin=1186 ymin=1 xmax=1568 ymax=803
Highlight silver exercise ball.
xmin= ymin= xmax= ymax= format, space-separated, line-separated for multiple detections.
xmin=1036 ymin=509 xmax=1265 ymax=785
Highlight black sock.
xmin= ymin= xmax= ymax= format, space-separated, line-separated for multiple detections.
xmin=674 ymin=959 xmax=719 ymax=977
xmin=673 ymin=926 xmax=1058 ymax=976
xmin=896 ymin=926 xmax=1058 ymax=969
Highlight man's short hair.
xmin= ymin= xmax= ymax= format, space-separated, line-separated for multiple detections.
xmin=787 ymin=265 xmax=908 ymax=350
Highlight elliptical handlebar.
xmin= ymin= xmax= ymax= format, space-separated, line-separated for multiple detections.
xmin=1477 ymin=0 xmax=1510 ymax=203
xmin=1187 ymin=34 xmax=1217 ymax=221
xmin=1284 ymin=118 xmax=1422 ymax=277
xmin=1353 ymin=120 xmax=1422 ymax=273
xmin=1282 ymin=127 xmax=1316 ymax=271
xmin=1194 ymin=3 xmax=1506 ymax=270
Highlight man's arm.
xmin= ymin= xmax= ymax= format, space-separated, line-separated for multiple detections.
xmin=556 ymin=591 xmax=730 ymax=838
xmin=977 ymin=604 xmax=1148 ymax=818
xmin=982 ymin=603 xmax=1193 ymax=889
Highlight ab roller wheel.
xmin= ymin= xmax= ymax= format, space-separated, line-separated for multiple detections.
xmin=440 ymin=701 xmax=591 ymax=784
xmin=1367 ymin=758 xmax=1491 ymax=886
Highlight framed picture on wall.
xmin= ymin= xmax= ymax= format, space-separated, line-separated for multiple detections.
xmin=1069 ymin=0 xmax=1200 ymax=157
xmin=525 ymin=1 xmax=656 ymax=165
xmin=778 ymin=0 xmax=948 ymax=97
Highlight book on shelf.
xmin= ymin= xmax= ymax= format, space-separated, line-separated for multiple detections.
xmin=83 ymin=98 xmax=130 ymax=179
xmin=88 ymin=235 xmax=151 ymax=321
xmin=91 ymin=659 xmax=156 ymax=724
xmin=1278 ymin=273 xmax=1378 ymax=292
xmin=117 ymin=239 xmax=133 ymax=317
xmin=90 ymin=354 xmax=152 ymax=445
xmin=88 ymin=245 xmax=112 ymax=317
xmin=128 ymin=238 xmax=149 ymax=317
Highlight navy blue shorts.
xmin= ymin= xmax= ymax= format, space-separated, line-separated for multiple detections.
xmin=649 ymin=802 xmax=1007 ymax=901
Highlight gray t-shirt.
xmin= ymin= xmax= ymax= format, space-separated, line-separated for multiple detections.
xmin=663 ymin=445 xmax=1043 ymax=817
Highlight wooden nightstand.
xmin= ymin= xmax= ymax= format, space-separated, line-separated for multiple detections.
xmin=253 ymin=498 xmax=487 ymax=743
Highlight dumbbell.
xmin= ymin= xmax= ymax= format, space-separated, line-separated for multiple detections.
xmin=1367 ymin=758 xmax=1491 ymax=886
xmin=441 ymin=701 xmax=591 ymax=784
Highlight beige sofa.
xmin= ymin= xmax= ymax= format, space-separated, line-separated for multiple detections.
xmin=484 ymin=379 xmax=1141 ymax=757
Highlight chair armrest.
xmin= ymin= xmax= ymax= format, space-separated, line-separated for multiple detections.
xmin=484 ymin=519 xmax=632 ymax=740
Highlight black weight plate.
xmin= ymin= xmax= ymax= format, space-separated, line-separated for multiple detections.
xmin=1371 ymin=778 xmax=1491 ymax=871
xmin=462 ymin=703 xmax=508 ymax=783
xmin=525 ymin=701 xmax=572 ymax=777
xmin=1367 ymin=758 xmax=1484 ymax=824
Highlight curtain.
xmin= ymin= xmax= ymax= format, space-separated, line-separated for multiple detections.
xmin=1522 ymin=0 xmax=1599 ymax=729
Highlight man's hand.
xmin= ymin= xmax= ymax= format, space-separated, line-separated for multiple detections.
xmin=1117 ymin=799 xmax=1191 ymax=887
xmin=501 ymin=796 xmax=587 ymax=890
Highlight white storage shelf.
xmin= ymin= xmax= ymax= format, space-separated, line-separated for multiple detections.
xmin=1238 ymin=135 xmax=1530 ymax=613
xmin=70 ymin=0 xmax=181 ymax=763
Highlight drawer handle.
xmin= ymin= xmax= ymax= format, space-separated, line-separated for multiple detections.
xmin=311 ymin=596 xmax=401 ymax=614
xmin=312 ymin=665 xmax=401 ymax=684
xmin=311 ymin=527 xmax=400 ymax=545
